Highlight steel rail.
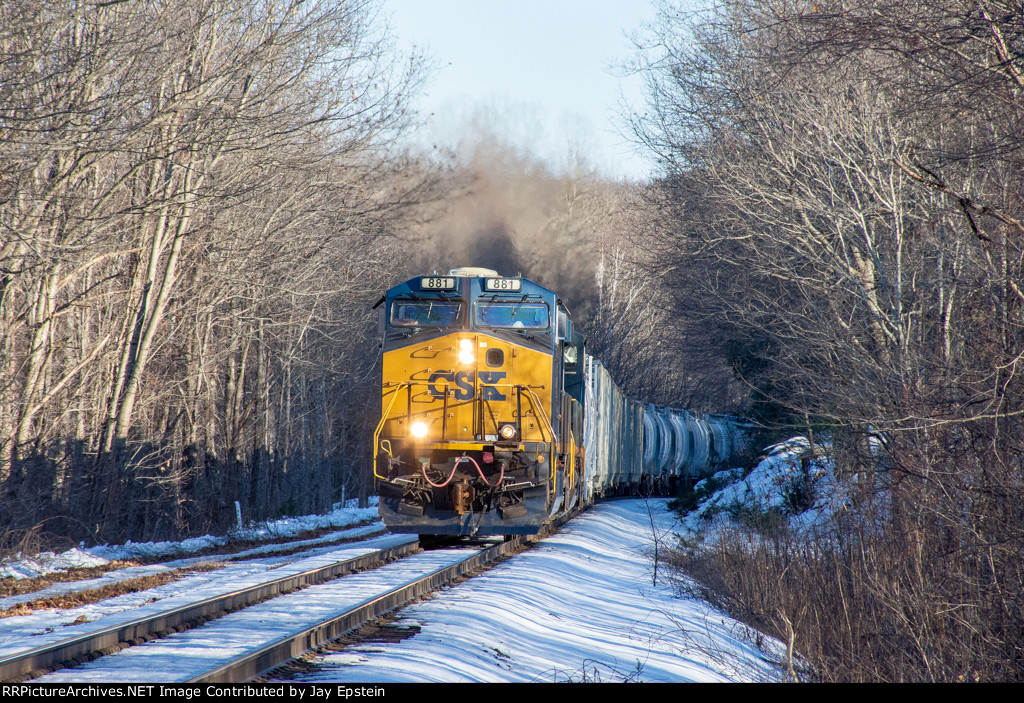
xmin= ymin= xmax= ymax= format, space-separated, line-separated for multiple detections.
xmin=0 ymin=540 xmax=420 ymax=682
xmin=191 ymin=536 xmax=527 ymax=683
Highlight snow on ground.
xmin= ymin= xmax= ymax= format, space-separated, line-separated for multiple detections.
xmin=0 ymin=521 xmax=401 ymax=617
xmin=286 ymin=499 xmax=785 ymax=683
xmin=4 ymin=497 xmax=786 ymax=683
xmin=0 ymin=500 xmax=392 ymax=644
xmin=34 ymin=546 xmax=476 ymax=683
xmin=0 ymin=501 xmax=381 ymax=581
xmin=0 ymin=531 xmax=416 ymax=660
xmin=0 ymin=474 xmax=810 ymax=682
xmin=678 ymin=436 xmax=843 ymax=537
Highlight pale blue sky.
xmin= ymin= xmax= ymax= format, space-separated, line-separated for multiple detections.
xmin=383 ymin=0 xmax=659 ymax=181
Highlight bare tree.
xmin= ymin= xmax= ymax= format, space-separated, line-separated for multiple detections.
xmin=0 ymin=0 xmax=429 ymax=541
xmin=631 ymin=0 xmax=1024 ymax=681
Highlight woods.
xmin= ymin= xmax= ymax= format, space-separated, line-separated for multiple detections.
xmin=636 ymin=0 xmax=1024 ymax=681
xmin=2 ymin=0 xmax=1021 ymax=681
xmin=0 ymin=0 xmax=427 ymax=542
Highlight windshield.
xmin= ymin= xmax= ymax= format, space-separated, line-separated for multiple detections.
xmin=391 ymin=300 xmax=462 ymax=327
xmin=474 ymin=302 xmax=549 ymax=329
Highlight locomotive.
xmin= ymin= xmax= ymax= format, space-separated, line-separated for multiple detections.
xmin=373 ymin=268 xmax=743 ymax=537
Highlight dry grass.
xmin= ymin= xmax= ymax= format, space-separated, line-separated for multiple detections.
xmin=669 ymin=478 xmax=1024 ymax=682
xmin=0 ymin=562 xmax=143 ymax=598
xmin=0 ymin=563 xmax=224 ymax=618
xmin=0 ymin=518 xmax=381 ymax=603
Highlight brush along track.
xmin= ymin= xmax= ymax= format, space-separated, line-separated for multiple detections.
xmin=0 ymin=540 xmax=420 ymax=682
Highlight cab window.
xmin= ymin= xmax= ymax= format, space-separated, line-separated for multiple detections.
xmin=390 ymin=300 xmax=462 ymax=327
xmin=474 ymin=302 xmax=549 ymax=329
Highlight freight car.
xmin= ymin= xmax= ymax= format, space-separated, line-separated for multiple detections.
xmin=373 ymin=268 xmax=743 ymax=537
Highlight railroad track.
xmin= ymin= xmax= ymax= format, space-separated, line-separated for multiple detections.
xmin=2 ymin=535 xmax=529 ymax=683
xmin=196 ymin=537 xmax=526 ymax=683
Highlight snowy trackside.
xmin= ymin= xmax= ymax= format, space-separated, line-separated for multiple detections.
xmin=678 ymin=437 xmax=844 ymax=536
xmin=0 ymin=533 xmax=416 ymax=661
xmin=288 ymin=499 xmax=784 ymax=683
xmin=0 ymin=502 xmax=381 ymax=580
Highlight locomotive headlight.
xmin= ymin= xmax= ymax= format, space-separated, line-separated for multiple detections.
xmin=458 ymin=338 xmax=475 ymax=365
xmin=499 ymin=423 xmax=517 ymax=440
xmin=410 ymin=421 xmax=429 ymax=439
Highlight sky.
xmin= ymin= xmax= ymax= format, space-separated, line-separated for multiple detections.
xmin=382 ymin=0 xmax=661 ymax=181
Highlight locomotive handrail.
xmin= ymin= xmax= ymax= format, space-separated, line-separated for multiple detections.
xmin=517 ymin=385 xmax=556 ymax=444
xmin=518 ymin=385 xmax=559 ymax=483
xmin=374 ymin=382 xmax=410 ymax=479
xmin=568 ymin=428 xmax=577 ymax=489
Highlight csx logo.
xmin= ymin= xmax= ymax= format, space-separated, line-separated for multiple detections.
xmin=427 ymin=371 xmax=506 ymax=401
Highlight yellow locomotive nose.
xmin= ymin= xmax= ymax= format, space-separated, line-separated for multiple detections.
xmin=376 ymin=270 xmax=569 ymax=537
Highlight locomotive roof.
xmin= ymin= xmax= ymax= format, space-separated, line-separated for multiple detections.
xmin=387 ymin=272 xmax=558 ymax=300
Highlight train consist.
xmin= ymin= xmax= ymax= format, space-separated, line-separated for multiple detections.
xmin=373 ymin=268 xmax=744 ymax=537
